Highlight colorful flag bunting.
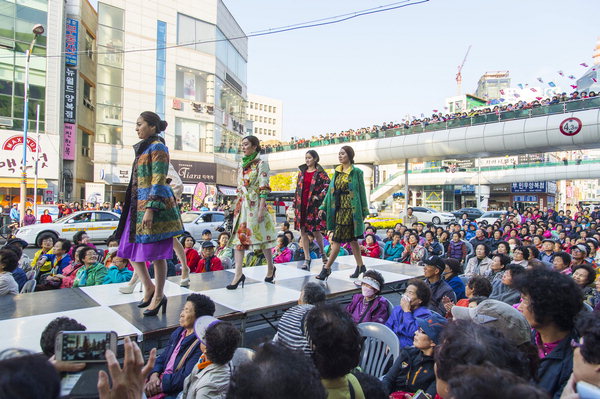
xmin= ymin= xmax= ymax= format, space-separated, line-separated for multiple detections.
xmin=537 ymin=77 xmax=544 ymax=83
xmin=535 ymin=97 xmax=542 ymax=100
xmin=433 ymin=109 xmax=438 ymax=113
xmin=517 ymin=84 xmax=524 ymax=89
xmin=570 ymin=84 xmax=578 ymax=89
xmin=530 ymin=88 xmax=537 ymax=92
xmin=548 ymin=82 xmax=556 ymax=87
xmin=499 ymin=98 xmax=505 ymax=102
xmin=558 ymin=70 xmax=564 ymax=76
xmin=514 ymin=93 xmax=520 ymax=98
xmin=499 ymin=89 xmax=505 ymax=95
xmin=580 ymin=62 xmax=589 ymax=68
xmin=592 ymin=78 xmax=598 ymax=83
xmin=568 ymin=75 xmax=576 ymax=80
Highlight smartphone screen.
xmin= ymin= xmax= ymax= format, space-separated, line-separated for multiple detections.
xmin=56 ymin=331 xmax=116 ymax=362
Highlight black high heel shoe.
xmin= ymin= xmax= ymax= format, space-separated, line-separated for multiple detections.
xmin=143 ymin=296 xmax=167 ymax=316
xmin=301 ymin=259 xmax=311 ymax=271
xmin=349 ymin=265 xmax=366 ymax=278
xmin=265 ymin=266 xmax=277 ymax=283
xmin=315 ymin=267 xmax=331 ymax=281
xmin=137 ymin=290 xmax=155 ymax=308
xmin=226 ymin=274 xmax=246 ymax=290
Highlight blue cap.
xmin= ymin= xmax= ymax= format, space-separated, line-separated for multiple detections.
xmin=202 ymin=229 xmax=211 ymax=235
xmin=416 ymin=312 xmax=448 ymax=344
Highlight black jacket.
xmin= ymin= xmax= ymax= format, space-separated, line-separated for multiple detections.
xmin=381 ymin=347 xmax=436 ymax=396
xmin=533 ymin=329 xmax=577 ymax=399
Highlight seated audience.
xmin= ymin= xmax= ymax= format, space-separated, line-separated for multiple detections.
xmin=0 ymin=353 xmax=60 ymax=399
xmin=360 ymin=234 xmax=381 ymax=259
xmin=32 ymin=234 xmax=55 ymax=275
xmin=306 ymin=303 xmax=366 ymax=397
xmin=72 ymin=247 xmax=108 ymax=287
xmin=445 ymin=275 xmax=492 ymax=316
xmin=571 ymin=263 xmax=596 ymax=297
xmin=382 ymin=229 xmax=394 ymax=243
xmin=489 ymin=253 xmax=511 ymax=283
xmin=293 ymin=235 xmax=320 ymax=261
xmin=145 ymin=294 xmax=214 ymax=398
xmin=346 ymin=270 xmax=389 ymax=324
xmin=68 ymin=230 xmax=96 ymax=259
xmin=401 ymin=232 xmax=425 ymax=264
xmin=273 ymin=282 xmax=326 ymax=356
xmin=422 ymin=256 xmax=456 ymax=316
xmin=514 ymin=268 xmax=583 ymax=398
xmin=181 ymin=236 xmax=200 ymax=273
xmin=553 ymin=251 xmax=573 ymax=275
xmin=102 ymin=255 xmax=133 ymax=284
xmin=464 ymin=243 xmax=493 ymax=277
xmin=383 ymin=232 xmax=404 ymax=261
xmin=324 ymin=231 xmax=350 ymax=256
xmin=42 ymin=239 xmax=72 ymax=276
xmin=227 ymin=343 xmax=326 ymax=399
xmin=196 ymin=241 xmax=223 ymax=273
xmin=284 ymin=231 xmax=300 ymax=254
xmin=434 ymin=320 xmax=535 ymax=399
xmin=0 ymin=248 xmax=19 ymax=295
xmin=446 ymin=232 xmax=468 ymax=263
xmin=215 ymin=232 xmax=233 ymax=269
xmin=272 ymin=235 xmax=293 ymax=264
xmin=559 ymin=312 xmax=600 ymax=399
xmin=3 ymin=245 xmax=26 ymax=291
xmin=446 ymin=364 xmax=549 ymax=399
xmin=180 ymin=317 xmax=240 ymax=398
xmin=382 ymin=312 xmax=447 ymax=397
xmin=442 ymin=258 xmax=466 ymax=301
xmin=489 ymin=263 xmax=526 ymax=306
xmin=423 ymin=231 xmax=443 ymax=257
xmin=512 ymin=245 xmax=530 ymax=267
xmin=5 ymin=238 xmax=31 ymax=272
xmin=386 ymin=278 xmax=432 ymax=347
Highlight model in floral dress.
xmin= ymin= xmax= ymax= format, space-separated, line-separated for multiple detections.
xmin=227 ymin=136 xmax=277 ymax=289
xmin=293 ymin=150 xmax=330 ymax=270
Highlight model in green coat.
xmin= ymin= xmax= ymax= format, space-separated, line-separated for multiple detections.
xmin=317 ymin=146 xmax=369 ymax=280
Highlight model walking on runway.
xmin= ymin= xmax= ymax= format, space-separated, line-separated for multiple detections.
xmin=293 ymin=150 xmax=330 ymax=270
xmin=317 ymin=146 xmax=369 ymax=281
xmin=115 ymin=111 xmax=185 ymax=316
xmin=227 ymin=136 xmax=277 ymax=289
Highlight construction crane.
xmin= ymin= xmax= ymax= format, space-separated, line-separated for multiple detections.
xmin=456 ymin=45 xmax=472 ymax=96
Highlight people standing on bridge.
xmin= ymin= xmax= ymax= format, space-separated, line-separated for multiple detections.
xmin=317 ymin=146 xmax=369 ymax=280
xmin=293 ymin=150 xmax=330 ymax=270
xmin=115 ymin=111 xmax=184 ymax=317
xmin=226 ymin=136 xmax=277 ymax=290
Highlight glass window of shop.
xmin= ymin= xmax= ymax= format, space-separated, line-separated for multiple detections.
xmin=216 ymin=28 xmax=246 ymax=85
xmin=175 ymin=66 xmax=208 ymax=102
xmin=174 ymin=118 xmax=207 ymax=152
xmin=96 ymin=3 xmax=124 ymax=145
xmin=176 ymin=13 xmax=216 ymax=55
xmin=215 ymin=78 xmax=246 ymax=121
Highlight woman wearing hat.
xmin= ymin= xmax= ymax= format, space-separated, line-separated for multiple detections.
xmin=345 ymin=270 xmax=389 ymax=324
xmin=293 ymin=150 xmax=330 ymax=270
xmin=317 ymin=146 xmax=369 ymax=280
xmin=180 ymin=316 xmax=240 ymax=399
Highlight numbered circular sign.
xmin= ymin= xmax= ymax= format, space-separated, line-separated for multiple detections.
xmin=559 ymin=117 xmax=582 ymax=136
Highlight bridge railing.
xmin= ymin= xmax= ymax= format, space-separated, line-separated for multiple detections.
xmin=214 ymin=96 xmax=600 ymax=154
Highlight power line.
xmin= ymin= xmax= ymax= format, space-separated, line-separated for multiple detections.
xmin=0 ymin=0 xmax=429 ymax=60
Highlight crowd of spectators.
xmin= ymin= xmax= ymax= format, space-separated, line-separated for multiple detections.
xmin=256 ymin=90 xmax=598 ymax=153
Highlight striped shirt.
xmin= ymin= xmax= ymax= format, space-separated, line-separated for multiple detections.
xmin=273 ymin=304 xmax=314 ymax=356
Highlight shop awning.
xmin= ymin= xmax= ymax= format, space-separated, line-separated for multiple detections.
xmin=0 ymin=177 xmax=48 ymax=188
xmin=218 ymin=185 xmax=237 ymax=196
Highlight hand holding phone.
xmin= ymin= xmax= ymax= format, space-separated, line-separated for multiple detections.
xmin=55 ymin=331 xmax=117 ymax=363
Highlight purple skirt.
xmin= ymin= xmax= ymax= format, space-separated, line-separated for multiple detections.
xmin=117 ymin=216 xmax=173 ymax=262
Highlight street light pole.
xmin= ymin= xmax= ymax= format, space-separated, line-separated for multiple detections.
xmin=33 ymin=103 xmax=40 ymax=217
xmin=18 ymin=24 xmax=44 ymax=225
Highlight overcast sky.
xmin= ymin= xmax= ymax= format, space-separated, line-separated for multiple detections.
xmin=224 ymin=0 xmax=598 ymax=139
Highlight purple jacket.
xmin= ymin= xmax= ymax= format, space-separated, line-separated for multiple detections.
xmin=385 ymin=305 xmax=432 ymax=347
xmin=346 ymin=294 xmax=389 ymax=324
xmin=447 ymin=240 xmax=466 ymax=260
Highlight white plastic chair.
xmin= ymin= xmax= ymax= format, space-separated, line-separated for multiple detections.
xmin=231 ymin=347 xmax=255 ymax=371
xmin=583 ymin=302 xmax=593 ymax=312
xmin=357 ymin=322 xmax=400 ymax=378
xmin=20 ymin=279 xmax=36 ymax=294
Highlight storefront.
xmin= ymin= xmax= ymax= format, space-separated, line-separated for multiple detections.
xmin=489 ymin=184 xmax=511 ymax=210
xmin=511 ymin=181 xmax=556 ymax=211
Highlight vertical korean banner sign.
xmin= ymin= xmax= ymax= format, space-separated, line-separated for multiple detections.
xmin=64 ymin=18 xmax=78 ymax=161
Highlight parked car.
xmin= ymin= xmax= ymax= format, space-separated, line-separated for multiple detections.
xmin=400 ymin=206 xmax=456 ymax=225
xmin=368 ymin=206 xmax=378 ymax=217
xmin=181 ymin=211 xmax=225 ymax=239
xmin=15 ymin=210 xmax=120 ymax=247
xmin=452 ymin=207 xmax=484 ymax=220
xmin=475 ymin=211 xmax=508 ymax=225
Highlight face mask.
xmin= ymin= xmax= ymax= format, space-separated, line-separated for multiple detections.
xmin=362 ymin=286 xmax=376 ymax=298
xmin=509 ymin=244 xmax=516 ymax=250
xmin=107 ymin=246 xmax=118 ymax=254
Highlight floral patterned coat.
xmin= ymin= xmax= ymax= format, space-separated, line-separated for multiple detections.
xmin=293 ymin=164 xmax=330 ymax=232
xmin=228 ymin=155 xmax=277 ymax=251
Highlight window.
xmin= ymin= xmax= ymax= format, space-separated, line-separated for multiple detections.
xmin=212 ymin=213 xmax=224 ymax=222
xmin=96 ymin=124 xmax=122 ymax=144
xmin=96 ymin=212 xmax=119 ymax=221
xmin=99 ymin=3 xmax=124 ymax=30
xmin=268 ymin=106 xmax=272 ymax=112
xmin=273 ymin=118 xmax=276 ymax=124
xmin=249 ymin=102 xmax=253 ymax=109
xmin=254 ymin=127 xmax=258 ymax=134
xmin=175 ymin=118 xmax=206 ymax=151
xmin=83 ymin=81 xmax=94 ymax=110
xmin=81 ymin=132 xmax=90 ymax=157
xmin=273 ymin=107 xmax=277 ymax=113
xmin=175 ymin=66 xmax=208 ymax=102
xmin=85 ymin=31 xmax=94 ymax=59
xmin=176 ymin=13 xmax=216 ymax=54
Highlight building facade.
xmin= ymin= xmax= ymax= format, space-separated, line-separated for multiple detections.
xmin=0 ymin=0 xmax=62 ymax=208
xmin=246 ymin=93 xmax=282 ymax=141
xmin=474 ymin=71 xmax=511 ymax=100
xmin=91 ymin=0 xmax=246 ymax=205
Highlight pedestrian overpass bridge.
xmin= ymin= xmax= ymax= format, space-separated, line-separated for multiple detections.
xmin=262 ymin=98 xmax=600 ymax=172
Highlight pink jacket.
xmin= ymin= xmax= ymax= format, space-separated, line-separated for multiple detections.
xmin=272 ymin=247 xmax=292 ymax=263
